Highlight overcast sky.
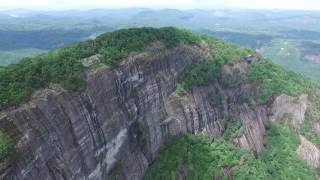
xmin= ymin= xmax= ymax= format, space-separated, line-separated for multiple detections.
xmin=0 ymin=0 xmax=320 ymax=11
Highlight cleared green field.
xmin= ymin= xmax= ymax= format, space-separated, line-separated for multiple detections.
xmin=261 ymin=39 xmax=320 ymax=81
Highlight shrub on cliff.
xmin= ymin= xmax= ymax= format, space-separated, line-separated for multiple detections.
xmin=179 ymin=58 xmax=221 ymax=89
xmin=260 ymin=123 xmax=316 ymax=179
xmin=223 ymin=120 xmax=245 ymax=141
xmin=249 ymin=60 xmax=316 ymax=104
xmin=178 ymin=35 xmax=252 ymax=90
xmin=0 ymin=131 xmax=14 ymax=162
xmin=144 ymin=124 xmax=317 ymax=179
xmin=301 ymin=99 xmax=320 ymax=145
xmin=144 ymin=134 xmax=267 ymax=180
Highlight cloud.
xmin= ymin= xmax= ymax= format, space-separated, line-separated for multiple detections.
xmin=0 ymin=0 xmax=319 ymax=10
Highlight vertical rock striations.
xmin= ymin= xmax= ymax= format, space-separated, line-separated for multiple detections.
xmin=0 ymin=44 xmax=207 ymax=180
xmin=0 ymin=44 xmax=273 ymax=180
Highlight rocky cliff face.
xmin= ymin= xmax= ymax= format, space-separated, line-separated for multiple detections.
xmin=297 ymin=135 xmax=320 ymax=168
xmin=0 ymin=44 xmax=208 ymax=180
xmin=0 ymin=43 xmax=316 ymax=180
xmin=271 ymin=94 xmax=309 ymax=128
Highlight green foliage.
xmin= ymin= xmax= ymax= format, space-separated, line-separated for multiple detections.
xmin=97 ymin=27 xmax=200 ymax=66
xmin=202 ymin=35 xmax=254 ymax=64
xmin=223 ymin=120 xmax=245 ymax=141
xmin=260 ymin=123 xmax=316 ymax=179
xmin=0 ymin=27 xmax=199 ymax=109
xmin=144 ymin=124 xmax=317 ymax=179
xmin=0 ymin=131 xmax=14 ymax=162
xmin=144 ymin=134 xmax=266 ymax=180
xmin=175 ymin=84 xmax=186 ymax=94
xmin=99 ymin=46 xmax=126 ymax=66
xmin=178 ymin=35 xmax=252 ymax=90
xmin=249 ymin=59 xmax=316 ymax=104
xmin=300 ymin=99 xmax=320 ymax=145
xmin=220 ymin=69 xmax=244 ymax=88
xmin=0 ymin=48 xmax=86 ymax=108
xmin=179 ymin=59 xmax=221 ymax=89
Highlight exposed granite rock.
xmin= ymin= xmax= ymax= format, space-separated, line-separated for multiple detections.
xmin=297 ymin=135 xmax=320 ymax=168
xmin=271 ymin=94 xmax=309 ymax=128
xmin=81 ymin=54 xmax=102 ymax=67
xmin=163 ymin=84 xmax=225 ymax=137
xmin=313 ymin=123 xmax=320 ymax=134
xmin=0 ymin=44 xmax=271 ymax=180
xmin=0 ymin=44 xmax=209 ymax=180
xmin=316 ymin=88 xmax=320 ymax=97
xmin=235 ymin=105 xmax=268 ymax=155
xmin=219 ymin=62 xmax=268 ymax=155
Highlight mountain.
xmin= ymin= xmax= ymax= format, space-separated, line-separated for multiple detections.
xmin=0 ymin=27 xmax=319 ymax=180
xmin=1 ymin=8 xmax=320 ymax=82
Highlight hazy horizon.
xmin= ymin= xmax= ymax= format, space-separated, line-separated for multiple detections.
xmin=0 ymin=0 xmax=320 ymax=11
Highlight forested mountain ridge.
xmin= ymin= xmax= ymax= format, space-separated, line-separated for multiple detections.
xmin=2 ymin=9 xmax=320 ymax=82
xmin=0 ymin=27 xmax=319 ymax=180
xmin=0 ymin=27 xmax=199 ymax=109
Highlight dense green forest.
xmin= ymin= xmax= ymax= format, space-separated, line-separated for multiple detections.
xmin=144 ymin=124 xmax=316 ymax=179
xmin=180 ymin=56 xmax=317 ymax=105
xmin=0 ymin=27 xmax=200 ymax=109
xmin=179 ymin=35 xmax=254 ymax=89
xmin=249 ymin=60 xmax=316 ymax=103
xmin=178 ymin=35 xmax=316 ymax=105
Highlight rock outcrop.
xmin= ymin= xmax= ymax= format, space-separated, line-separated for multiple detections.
xmin=297 ymin=135 xmax=320 ymax=168
xmin=313 ymin=123 xmax=320 ymax=134
xmin=234 ymin=105 xmax=267 ymax=155
xmin=271 ymin=94 xmax=309 ymax=128
xmin=0 ymin=43 xmax=303 ymax=180
xmin=0 ymin=44 xmax=214 ymax=180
